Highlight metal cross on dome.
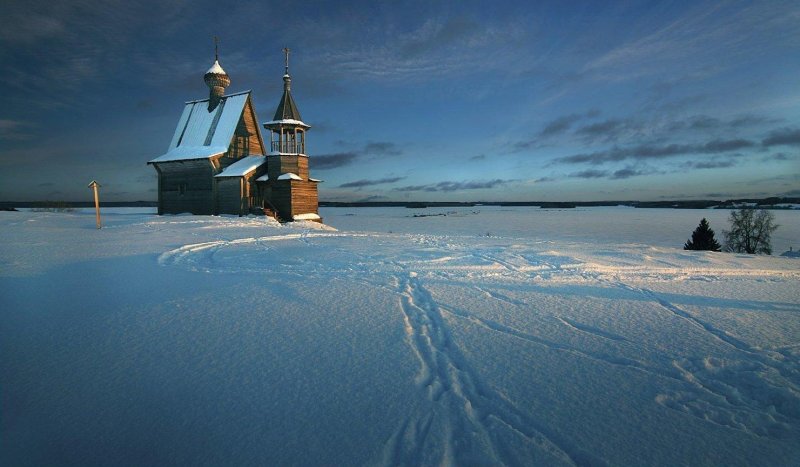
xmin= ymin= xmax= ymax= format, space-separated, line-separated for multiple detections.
xmin=214 ymin=36 xmax=219 ymax=61
xmin=283 ymin=47 xmax=290 ymax=74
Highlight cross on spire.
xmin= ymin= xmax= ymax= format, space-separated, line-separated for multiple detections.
xmin=283 ymin=47 xmax=290 ymax=75
xmin=214 ymin=36 xmax=219 ymax=61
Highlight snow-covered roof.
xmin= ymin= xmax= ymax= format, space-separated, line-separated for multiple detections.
xmin=309 ymin=178 xmax=322 ymax=182
xmin=206 ymin=60 xmax=226 ymax=75
xmin=255 ymin=174 xmax=269 ymax=182
xmin=293 ymin=213 xmax=320 ymax=221
xmin=149 ymin=146 xmax=228 ymax=163
xmin=262 ymin=118 xmax=310 ymax=128
xmin=214 ymin=155 xmax=267 ymax=178
xmin=277 ymin=173 xmax=303 ymax=181
xmin=149 ymin=91 xmax=252 ymax=164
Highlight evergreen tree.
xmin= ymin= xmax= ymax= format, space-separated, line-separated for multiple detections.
xmin=684 ymin=218 xmax=722 ymax=251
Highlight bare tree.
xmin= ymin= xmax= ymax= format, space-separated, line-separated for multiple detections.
xmin=723 ymin=209 xmax=779 ymax=254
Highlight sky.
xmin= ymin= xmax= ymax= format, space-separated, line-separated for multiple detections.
xmin=1 ymin=0 xmax=799 ymax=203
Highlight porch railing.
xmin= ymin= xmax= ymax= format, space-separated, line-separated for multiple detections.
xmin=270 ymin=141 xmax=304 ymax=154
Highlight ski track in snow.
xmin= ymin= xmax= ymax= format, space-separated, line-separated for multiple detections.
xmin=157 ymin=228 xmax=800 ymax=458
xmin=387 ymin=270 xmax=604 ymax=466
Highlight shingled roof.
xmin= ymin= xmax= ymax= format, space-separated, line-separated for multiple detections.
xmin=273 ymin=79 xmax=302 ymax=121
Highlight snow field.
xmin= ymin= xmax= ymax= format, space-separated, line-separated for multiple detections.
xmin=1 ymin=208 xmax=799 ymax=466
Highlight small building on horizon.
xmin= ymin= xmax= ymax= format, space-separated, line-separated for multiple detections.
xmin=147 ymin=48 xmax=320 ymax=221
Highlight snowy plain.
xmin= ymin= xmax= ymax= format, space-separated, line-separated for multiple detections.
xmin=1 ymin=206 xmax=799 ymax=466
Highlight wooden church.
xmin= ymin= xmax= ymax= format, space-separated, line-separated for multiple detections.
xmin=147 ymin=48 xmax=320 ymax=221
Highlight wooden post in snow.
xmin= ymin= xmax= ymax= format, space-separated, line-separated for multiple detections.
xmin=88 ymin=180 xmax=102 ymax=229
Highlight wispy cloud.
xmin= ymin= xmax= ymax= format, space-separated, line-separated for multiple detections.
xmin=0 ymin=120 xmax=34 ymax=141
xmin=394 ymin=179 xmax=515 ymax=192
xmin=568 ymin=169 xmax=608 ymax=179
xmin=301 ymin=13 xmax=528 ymax=81
xmin=363 ymin=142 xmax=402 ymax=156
xmin=683 ymin=159 xmax=737 ymax=169
xmin=315 ymin=141 xmax=403 ymax=170
xmin=554 ymin=138 xmax=755 ymax=165
xmin=314 ymin=152 xmax=359 ymax=169
xmin=540 ymin=114 xmax=583 ymax=137
xmin=338 ymin=177 xmax=405 ymax=188
xmin=583 ymin=2 xmax=800 ymax=81
xmin=610 ymin=167 xmax=659 ymax=179
xmin=763 ymin=127 xmax=800 ymax=147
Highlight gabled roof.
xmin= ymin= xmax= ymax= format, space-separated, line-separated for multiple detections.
xmin=273 ymin=86 xmax=302 ymax=121
xmin=214 ymin=155 xmax=266 ymax=178
xmin=149 ymin=91 xmax=252 ymax=164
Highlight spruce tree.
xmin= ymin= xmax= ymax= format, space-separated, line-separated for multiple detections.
xmin=684 ymin=218 xmax=722 ymax=251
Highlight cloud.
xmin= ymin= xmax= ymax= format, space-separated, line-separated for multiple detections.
xmin=575 ymin=118 xmax=629 ymax=139
xmin=399 ymin=16 xmax=479 ymax=59
xmin=703 ymin=139 xmax=755 ymax=152
xmin=687 ymin=115 xmax=721 ymax=130
xmin=0 ymin=119 xmax=33 ymax=141
xmin=356 ymin=195 xmax=389 ymax=202
xmin=363 ymin=142 xmax=402 ymax=156
xmin=534 ymin=176 xmax=556 ymax=183
xmin=469 ymin=154 xmax=486 ymax=161
xmin=314 ymin=141 xmax=403 ymax=170
xmin=554 ymin=138 xmax=756 ymax=165
xmin=568 ymin=169 xmax=608 ymax=179
xmin=338 ymin=177 xmax=405 ymax=188
xmin=313 ymin=152 xmax=359 ymax=169
xmin=0 ymin=12 xmax=65 ymax=44
xmin=304 ymin=12 xmax=527 ymax=82
xmin=394 ymin=179 xmax=515 ymax=192
xmin=683 ymin=159 xmax=736 ymax=169
xmin=763 ymin=127 xmax=800 ymax=147
xmin=582 ymin=2 xmax=799 ymax=81
xmin=729 ymin=115 xmax=779 ymax=128
xmin=517 ymin=110 xmax=602 ymax=149
xmin=609 ymin=167 xmax=656 ymax=179
xmin=540 ymin=114 xmax=583 ymax=137
xmin=762 ymin=152 xmax=795 ymax=161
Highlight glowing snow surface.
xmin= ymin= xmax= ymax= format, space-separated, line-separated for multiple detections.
xmin=1 ymin=207 xmax=799 ymax=466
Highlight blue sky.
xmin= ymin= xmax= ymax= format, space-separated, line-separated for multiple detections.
xmin=1 ymin=0 xmax=798 ymax=202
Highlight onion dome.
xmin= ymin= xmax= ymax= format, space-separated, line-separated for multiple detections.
xmin=204 ymin=40 xmax=230 ymax=111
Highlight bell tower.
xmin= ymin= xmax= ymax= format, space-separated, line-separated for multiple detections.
xmin=263 ymin=48 xmax=311 ymax=180
xmin=259 ymin=48 xmax=319 ymax=221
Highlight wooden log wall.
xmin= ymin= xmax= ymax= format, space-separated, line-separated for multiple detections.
xmin=266 ymin=154 xmax=309 ymax=180
xmin=289 ymin=180 xmax=318 ymax=216
xmin=241 ymin=99 xmax=265 ymax=156
xmin=216 ymin=178 xmax=244 ymax=215
xmin=155 ymin=159 xmax=217 ymax=214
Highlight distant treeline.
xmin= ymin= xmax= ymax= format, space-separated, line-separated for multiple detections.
xmin=0 ymin=201 xmax=158 ymax=209
xmin=2 ymin=197 xmax=798 ymax=210
xmin=320 ymin=196 xmax=800 ymax=210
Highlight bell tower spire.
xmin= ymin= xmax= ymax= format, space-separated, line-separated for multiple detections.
xmin=282 ymin=47 xmax=292 ymax=92
xmin=264 ymin=47 xmax=309 ymax=155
